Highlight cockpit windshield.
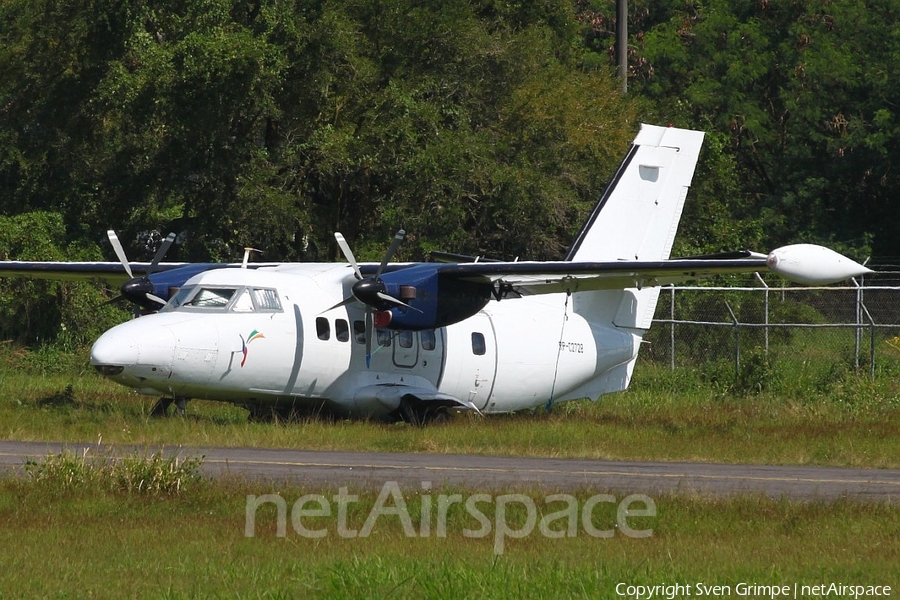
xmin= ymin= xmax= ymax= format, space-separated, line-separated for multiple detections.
xmin=188 ymin=288 xmax=235 ymax=308
xmin=160 ymin=285 xmax=282 ymax=313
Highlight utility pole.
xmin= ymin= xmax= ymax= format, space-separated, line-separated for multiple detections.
xmin=617 ymin=0 xmax=628 ymax=94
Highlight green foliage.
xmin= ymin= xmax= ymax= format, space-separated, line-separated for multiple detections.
xmin=0 ymin=211 xmax=127 ymax=346
xmin=23 ymin=446 xmax=204 ymax=495
xmin=0 ymin=0 xmax=635 ymax=265
xmin=4 ymin=0 xmax=898 ymax=349
xmin=0 ymin=0 xmax=639 ymax=343
xmin=624 ymin=0 xmax=899 ymax=256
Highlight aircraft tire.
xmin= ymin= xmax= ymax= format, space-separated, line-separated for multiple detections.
xmin=149 ymin=398 xmax=173 ymax=417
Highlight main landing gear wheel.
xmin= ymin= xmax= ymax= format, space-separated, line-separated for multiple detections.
xmin=398 ymin=398 xmax=453 ymax=426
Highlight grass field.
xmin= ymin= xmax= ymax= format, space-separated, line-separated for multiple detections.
xmin=2 ymin=462 xmax=898 ymax=599
xmin=1 ymin=349 xmax=898 ymax=597
xmin=1 ymin=358 xmax=898 ymax=468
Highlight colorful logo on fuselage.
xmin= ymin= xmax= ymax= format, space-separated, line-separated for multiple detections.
xmin=240 ymin=330 xmax=265 ymax=367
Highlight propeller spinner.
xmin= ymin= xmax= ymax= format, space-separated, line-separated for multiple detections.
xmin=333 ymin=229 xmax=415 ymax=366
xmin=108 ymin=230 xmax=175 ymax=313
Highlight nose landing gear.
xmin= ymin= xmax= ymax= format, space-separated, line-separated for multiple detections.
xmin=149 ymin=397 xmax=190 ymax=417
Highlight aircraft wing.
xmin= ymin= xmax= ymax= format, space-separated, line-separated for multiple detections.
xmin=0 ymin=261 xmax=191 ymax=283
xmin=436 ymin=257 xmax=766 ymax=295
xmin=433 ymin=244 xmax=872 ymax=294
xmin=0 ymin=261 xmax=285 ymax=283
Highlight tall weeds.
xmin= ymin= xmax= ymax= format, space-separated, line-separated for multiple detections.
xmin=23 ymin=445 xmax=203 ymax=495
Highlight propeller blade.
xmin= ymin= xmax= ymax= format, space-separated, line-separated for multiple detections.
xmin=334 ymin=229 xmax=413 ymax=365
xmin=102 ymin=294 xmax=126 ymax=307
xmin=375 ymin=291 xmax=422 ymax=313
xmin=107 ymin=230 xmax=133 ymax=279
xmin=320 ymin=295 xmax=357 ymax=314
xmin=147 ymin=232 xmax=176 ymax=276
xmin=107 ymin=230 xmax=177 ymax=312
xmin=377 ymin=229 xmax=406 ymax=277
xmin=146 ymin=293 xmax=167 ymax=306
xmin=334 ymin=232 xmax=363 ymax=280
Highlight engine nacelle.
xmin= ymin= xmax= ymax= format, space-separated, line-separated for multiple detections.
xmin=378 ymin=265 xmax=493 ymax=330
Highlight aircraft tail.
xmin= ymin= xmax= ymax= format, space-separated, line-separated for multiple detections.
xmin=566 ymin=124 xmax=704 ymax=263
xmin=568 ymin=124 xmax=704 ymax=333
xmin=563 ymin=125 xmax=705 ymax=402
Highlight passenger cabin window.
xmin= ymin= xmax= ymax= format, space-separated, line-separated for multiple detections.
xmin=421 ymin=330 xmax=436 ymax=351
xmin=471 ymin=332 xmax=486 ymax=356
xmin=316 ymin=317 xmax=330 ymax=341
xmin=351 ymin=321 xmax=392 ymax=347
xmin=398 ymin=330 xmax=413 ymax=349
xmin=335 ymin=319 xmax=350 ymax=342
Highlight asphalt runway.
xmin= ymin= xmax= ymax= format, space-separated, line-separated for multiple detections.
xmin=1 ymin=440 xmax=898 ymax=502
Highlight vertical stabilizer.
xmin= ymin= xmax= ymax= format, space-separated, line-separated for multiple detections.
xmin=570 ymin=124 xmax=704 ymax=367
xmin=566 ymin=124 xmax=704 ymax=263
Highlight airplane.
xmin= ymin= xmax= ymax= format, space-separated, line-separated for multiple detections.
xmin=0 ymin=124 xmax=872 ymax=424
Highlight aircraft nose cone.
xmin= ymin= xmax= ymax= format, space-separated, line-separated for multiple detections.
xmin=90 ymin=329 xmax=139 ymax=375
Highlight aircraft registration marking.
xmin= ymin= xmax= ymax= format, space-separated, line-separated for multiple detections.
xmin=558 ymin=341 xmax=584 ymax=354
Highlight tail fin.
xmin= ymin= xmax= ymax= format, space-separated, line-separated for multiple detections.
xmin=566 ymin=124 xmax=704 ymax=262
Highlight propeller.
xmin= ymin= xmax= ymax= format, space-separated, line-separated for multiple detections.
xmin=333 ymin=229 xmax=415 ymax=366
xmin=107 ymin=230 xmax=176 ymax=313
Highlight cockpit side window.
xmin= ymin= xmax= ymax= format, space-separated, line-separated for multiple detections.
xmin=252 ymin=288 xmax=282 ymax=311
xmin=231 ymin=289 xmax=254 ymax=312
xmin=164 ymin=284 xmax=283 ymax=313
xmin=162 ymin=285 xmax=196 ymax=311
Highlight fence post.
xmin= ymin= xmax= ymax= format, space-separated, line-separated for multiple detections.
xmin=725 ymin=301 xmax=740 ymax=376
xmin=860 ymin=302 xmax=876 ymax=380
xmin=854 ymin=278 xmax=862 ymax=370
xmin=755 ymin=272 xmax=769 ymax=356
xmin=669 ymin=285 xmax=675 ymax=371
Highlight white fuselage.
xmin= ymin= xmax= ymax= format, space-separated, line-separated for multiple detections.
xmin=90 ymin=264 xmax=642 ymax=418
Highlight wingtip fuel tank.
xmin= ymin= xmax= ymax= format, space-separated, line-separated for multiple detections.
xmin=766 ymin=244 xmax=872 ymax=285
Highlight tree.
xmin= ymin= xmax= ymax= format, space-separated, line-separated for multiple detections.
xmin=1 ymin=0 xmax=636 ymax=264
xmin=1 ymin=0 xmax=638 ymax=344
xmin=621 ymin=0 xmax=900 ymax=257
xmin=0 ymin=212 xmax=125 ymax=345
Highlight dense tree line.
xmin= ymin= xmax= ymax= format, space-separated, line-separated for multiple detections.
xmin=1 ymin=0 xmax=896 ymax=344
xmin=582 ymin=0 xmax=899 ymax=257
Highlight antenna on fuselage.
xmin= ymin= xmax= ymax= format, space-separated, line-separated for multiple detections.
xmin=242 ymin=247 xmax=263 ymax=269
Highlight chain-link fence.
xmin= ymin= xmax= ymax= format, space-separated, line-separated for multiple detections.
xmin=640 ymin=272 xmax=900 ymax=379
